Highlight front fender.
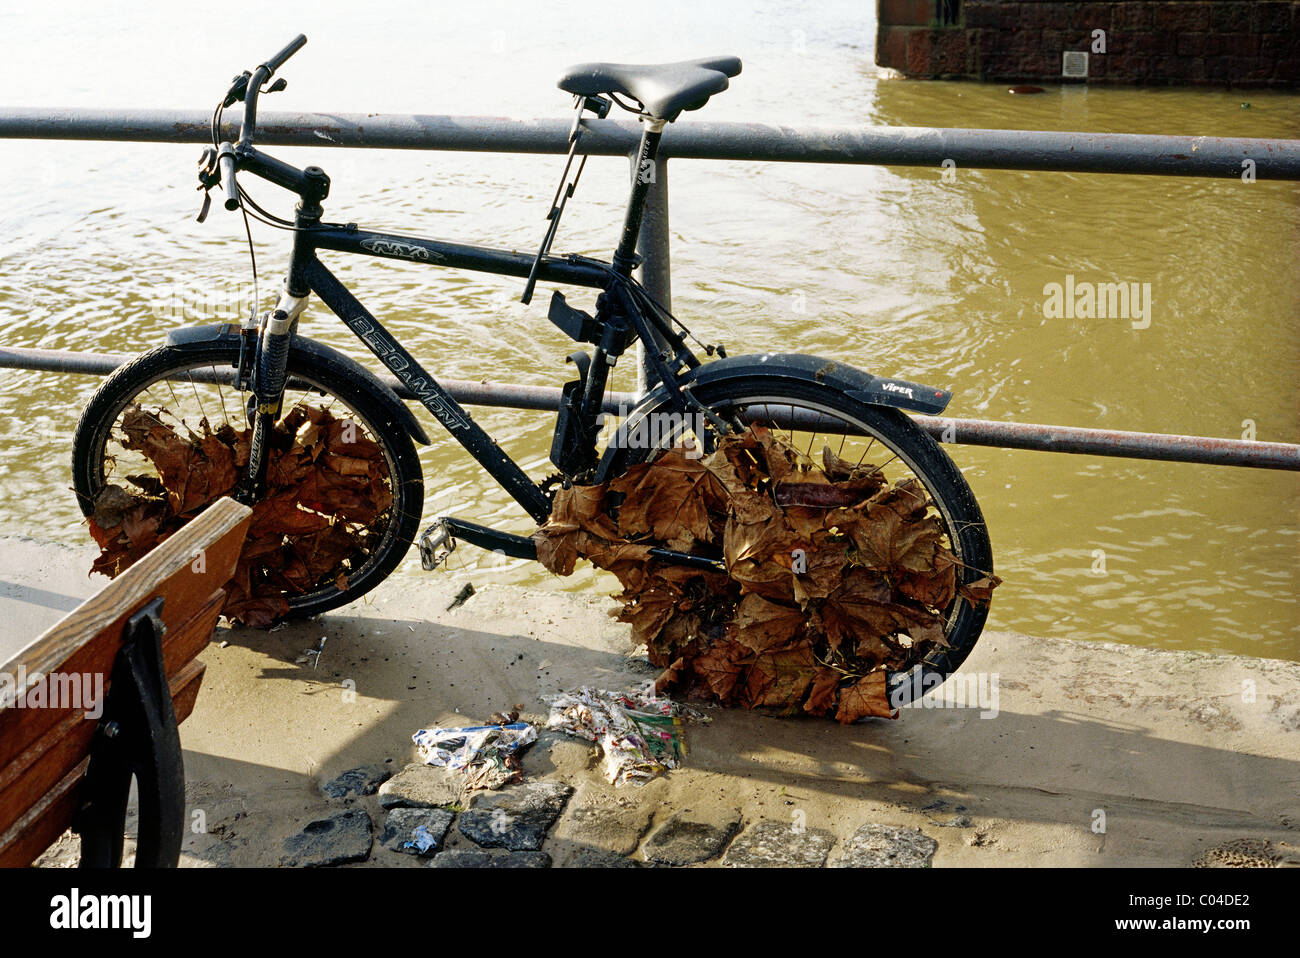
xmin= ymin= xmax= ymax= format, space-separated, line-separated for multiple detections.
xmin=164 ymin=323 xmax=431 ymax=446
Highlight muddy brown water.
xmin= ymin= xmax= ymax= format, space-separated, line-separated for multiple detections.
xmin=0 ymin=1 xmax=1295 ymax=660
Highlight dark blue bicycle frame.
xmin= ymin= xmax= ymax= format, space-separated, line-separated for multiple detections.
xmin=296 ymin=226 xmax=613 ymax=524
xmin=235 ymin=120 xmax=671 ymax=527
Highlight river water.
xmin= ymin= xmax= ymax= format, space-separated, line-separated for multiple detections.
xmin=0 ymin=1 xmax=1296 ymax=660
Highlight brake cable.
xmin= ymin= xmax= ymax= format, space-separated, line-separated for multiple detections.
xmin=627 ymin=280 xmax=725 ymax=359
xmin=236 ymin=185 xmax=296 ymax=228
xmin=239 ymin=202 xmax=259 ymax=325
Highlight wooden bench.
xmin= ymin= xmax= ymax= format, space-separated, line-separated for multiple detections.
xmin=0 ymin=497 xmax=251 ymax=867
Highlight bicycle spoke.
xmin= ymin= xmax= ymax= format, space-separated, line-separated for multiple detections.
xmin=213 ymin=368 xmax=233 ymax=426
xmin=163 ymin=379 xmax=182 ymax=420
xmin=284 ymin=386 xmax=317 ymax=418
xmin=805 ymin=410 xmax=824 ymax=459
xmin=854 ymin=436 xmax=878 ymax=470
xmin=186 ymin=372 xmax=208 ymax=430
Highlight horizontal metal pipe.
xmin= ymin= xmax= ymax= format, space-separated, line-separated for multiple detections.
xmin=764 ymin=406 xmax=1298 ymax=471
xmin=2 ymin=108 xmax=1297 ymax=179
xmin=3 ymin=346 xmax=1294 ymax=469
xmin=0 ymin=345 xmax=636 ymax=414
xmin=912 ymin=415 xmax=1300 ymax=471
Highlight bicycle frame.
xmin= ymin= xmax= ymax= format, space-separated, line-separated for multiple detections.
xmin=300 ymin=239 xmax=597 ymax=525
xmin=236 ymin=124 xmax=681 ymax=528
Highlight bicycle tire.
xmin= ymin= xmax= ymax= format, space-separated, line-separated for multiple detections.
xmin=71 ymin=340 xmax=424 ymax=623
xmin=619 ymin=375 xmax=994 ymax=705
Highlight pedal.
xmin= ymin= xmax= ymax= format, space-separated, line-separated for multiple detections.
xmin=419 ymin=515 xmax=540 ymax=564
xmin=418 ymin=519 xmax=457 ymax=571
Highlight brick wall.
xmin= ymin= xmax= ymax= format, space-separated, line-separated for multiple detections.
xmin=875 ymin=0 xmax=1300 ymax=86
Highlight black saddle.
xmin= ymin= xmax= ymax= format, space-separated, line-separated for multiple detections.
xmin=557 ymin=56 xmax=742 ymax=121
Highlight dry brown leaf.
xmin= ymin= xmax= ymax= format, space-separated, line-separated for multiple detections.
xmin=728 ymin=593 xmax=807 ymax=654
xmin=690 ymin=639 xmax=751 ymax=702
xmin=88 ymin=405 xmax=395 ymax=628
xmin=535 ymin=426 xmax=997 ymax=722
xmin=739 ymin=645 xmax=817 ymax=711
xmin=958 ymin=575 xmax=1002 ymax=604
xmin=804 ymin=667 xmax=842 ymax=716
xmin=834 ymin=671 xmax=895 ymax=723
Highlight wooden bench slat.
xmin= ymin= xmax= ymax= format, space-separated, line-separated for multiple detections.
xmin=0 ymin=711 xmax=93 ymax=838
xmin=0 ymin=587 xmax=228 ymax=770
xmin=1 ymin=497 xmax=252 ymax=683
xmin=0 ymin=661 xmax=209 ymax=866
xmin=0 ymin=758 xmax=87 ymax=868
xmin=159 ymin=590 xmax=228 ymax=680
xmin=0 ymin=496 xmax=252 ymax=868
xmin=169 ymin=659 xmax=207 ymax=726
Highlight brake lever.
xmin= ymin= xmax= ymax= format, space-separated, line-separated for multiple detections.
xmin=222 ymin=71 xmax=252 ymax=108
xmin=195 ymin=146 xmax=220 ymax=222
xmin=200 ymin=54 xmax=293 ymax=222
xmin=197 ymin=147 xmax=220 ymax=187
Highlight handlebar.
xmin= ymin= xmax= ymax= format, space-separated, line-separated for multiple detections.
xmin=240 ymin=34 xmax=307 ymax=147
xmin=263 ymin=34 xmax=307 ymax=76
xmin=217 ymin=143 xmax=239 ymax=211
xmin=201 ymin=35 xmax=320 ymax=214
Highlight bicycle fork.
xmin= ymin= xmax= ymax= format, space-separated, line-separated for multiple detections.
xmin=235 ymin=287 xmax=309 ymax=504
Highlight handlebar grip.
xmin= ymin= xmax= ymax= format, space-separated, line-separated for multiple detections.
xmin=264 ymin=34 xmax=307 ymax=75
xmin=219 ymin=150 xmax=239 ymax=211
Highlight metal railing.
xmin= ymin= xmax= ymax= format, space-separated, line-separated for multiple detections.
xmin=5 ymin=344 xmax=1294 ymax=469
xmin=1 ymin=107 xmax=1297 ymax=471
xmin=5 ymin=109 xmax=1298 ymax=177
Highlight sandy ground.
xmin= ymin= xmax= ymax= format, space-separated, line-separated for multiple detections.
xmin=5 ymin=535 xmax=1299 ymax=867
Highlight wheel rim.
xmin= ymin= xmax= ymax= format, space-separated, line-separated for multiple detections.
xmin=621 ymin=389 xmax=992 ymax=688
xmin=83 ymin=355 xmax=406 ymax=610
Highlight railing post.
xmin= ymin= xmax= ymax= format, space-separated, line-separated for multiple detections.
xmin=635 ymin=157 xmax=672 ymax=397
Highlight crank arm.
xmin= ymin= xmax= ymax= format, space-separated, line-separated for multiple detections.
xmin=419 ymin=517 xmax=540 ymax=569
xmin=419 ymin=516 xmax=724 ymax=574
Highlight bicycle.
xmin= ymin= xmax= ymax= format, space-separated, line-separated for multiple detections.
xmin=71 ymin=35 xmax=994 ymax=707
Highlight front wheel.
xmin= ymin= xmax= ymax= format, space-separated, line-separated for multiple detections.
xmin=616 ymin=376 xmax=995 ymax=708
xmin=71 ymin=340 xmax=425 ymax=625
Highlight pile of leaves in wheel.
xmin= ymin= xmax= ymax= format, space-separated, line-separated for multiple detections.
xmin=535 ymin=426 xmax=998 ymax=723
xmin=86 ymin=404 xmax=393 ymax=628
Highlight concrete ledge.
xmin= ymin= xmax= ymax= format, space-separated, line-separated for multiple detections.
xmin=0 ymin=536 xmax=101 ymax=660
xmin=7 ymin=535 xmax=1297 ymax=866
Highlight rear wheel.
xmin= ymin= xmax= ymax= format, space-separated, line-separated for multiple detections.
xmin=71 ymin=341 xmax=424 ymax=624
xmin=617 ymin=377 xmax=994 ymax=706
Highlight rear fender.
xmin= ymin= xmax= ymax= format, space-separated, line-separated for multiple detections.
xmin=594 ymin=352 xmax=951 ymax=480
xmin=681 ymin=353 xmax=952 ymax=414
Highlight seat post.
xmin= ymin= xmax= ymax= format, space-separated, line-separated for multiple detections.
xmin=611 ymin=118 xmax=666 ymax=276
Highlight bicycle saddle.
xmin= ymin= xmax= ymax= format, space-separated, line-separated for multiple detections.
xmin=557 ymin=56 xmax=742 ymax=121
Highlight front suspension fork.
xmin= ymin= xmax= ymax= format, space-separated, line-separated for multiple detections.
xmin=235 ymin=287 xmax=309 ymax=504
